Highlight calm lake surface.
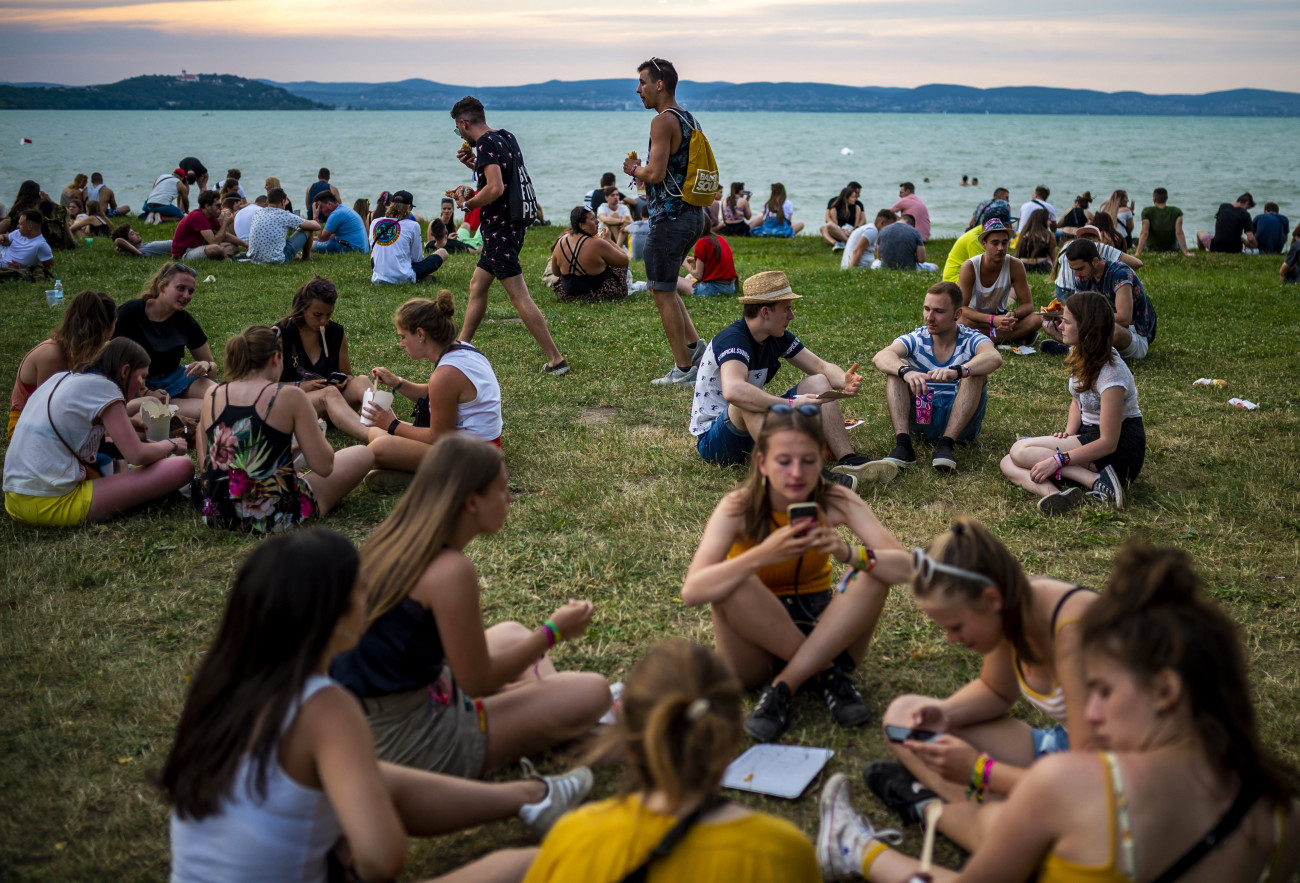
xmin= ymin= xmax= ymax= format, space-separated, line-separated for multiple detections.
xmin=2 ymin=109 xmax=1297 ymax=236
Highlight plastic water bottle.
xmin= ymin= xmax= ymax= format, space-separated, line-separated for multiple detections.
xmin=53 ymin=279 xmax=63 ymax=304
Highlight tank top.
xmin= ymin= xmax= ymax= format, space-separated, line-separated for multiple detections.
xmin=169 ymin=675 xmax=344 ymax=883
xmin=968 ymin=252 xmax=1014 ymax=315
xmin=8 ymin=340 xmax=55 ymax=416
xmin=725 ymin=512 xmax=833 ymax=597
xmin=86 ymin=183 xmax=104 ymax=201
xmin=275 ymin=320 xmax=345 ymax=383
xmin=437 ymin=343 xmax=503 ymax=442
xmin=306 ymin=180 xmax=332 ymax=207
xmin=1010 ymin=586 xmax=1092 ymax=725
xmin=646 ymin=108 xmax=699 ymax=223
xmin=330 ymin=596 xmax=446 ymax=698
xmin=722 ymin=199 xmax=745 ymax=224
xmin=147 ymin=173 xmax=181 ymax=207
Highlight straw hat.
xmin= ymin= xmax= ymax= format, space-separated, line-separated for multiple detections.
xmin=737 ymin=270 xmax=803 ymax=305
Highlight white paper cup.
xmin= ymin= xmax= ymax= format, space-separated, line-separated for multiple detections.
xmin=360 ymin=389 xmax=394 ymax=426
xmin=143 ymin=404 xmax=179 ymax=441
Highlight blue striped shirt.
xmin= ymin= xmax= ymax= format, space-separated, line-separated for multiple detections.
xmin=895 ymin=325 xmax=987 ymax=407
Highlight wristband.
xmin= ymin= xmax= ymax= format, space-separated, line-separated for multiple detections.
xmin=539 ymin=622 xmax=556 ymax=648
xmin=543 ymin=618 xmax=560 ymax=646
xmin=394 ymin=379 xmax=403 ymax=392
xmin=387 ymin=419 xmax=400 ymax=435
xmin=898 ymin=365 xmax=912 ymax=379
xmin=168 ymin=439 xmax=178 ymax=454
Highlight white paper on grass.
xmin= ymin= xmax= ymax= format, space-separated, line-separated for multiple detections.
xmin=722 ymin=744 xmax=834 ymax=799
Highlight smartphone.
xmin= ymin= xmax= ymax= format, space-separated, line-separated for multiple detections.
xmin=328 ymin=372 xmax=349 ymax=385
xmin=301 ymin=371 xmax=324 ymax=381
xmin=787 ymin=502 xmax=819 ymax=525
xmin=884 ymin=725 xmax=942 ymax=744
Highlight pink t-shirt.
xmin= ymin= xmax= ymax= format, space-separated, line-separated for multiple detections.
xmin=891 ymin=194 xmax=931 ymax=242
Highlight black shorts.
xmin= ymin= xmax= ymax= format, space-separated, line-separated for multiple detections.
xmin=1078 ymin=416 xmax=1145 ymax=486
xmin=778 ymin=589 xmax=855 ymax=673
xmin=476 ymin=221 xmax=527 ymax=280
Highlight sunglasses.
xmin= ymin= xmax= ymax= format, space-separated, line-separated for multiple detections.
xmin=769 ymin=402 xmax=820 ymax=418
xmin=911 ymin=547 xmax=996 ymax=587
xmin=648 ymin=57 xmax=662 ymax=72
xmin=172 ymin=263 xmax=197 ymax=277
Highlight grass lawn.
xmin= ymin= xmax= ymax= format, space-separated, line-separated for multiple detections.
xmin=2 ymin=225 xmax=1297 ymax=879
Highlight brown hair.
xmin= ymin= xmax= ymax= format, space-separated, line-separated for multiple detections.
xmin=736 ymin=407 xmax=831 ymax=543
xmin=282 ymin=276 xmax=338 ymax=328
xmin=927 ymin=280 xmax=962 ymax=311
xmin=139 ymin=262 xmax=198 ymax=300
xmin=1090 ymin=211 xmax=1127 ymax=250
xmin=385 ymin=201 xmax=411 ymax=221
xmin=764 ymin=183 xmax=787 ymax=219
xmin=1081 ymin=541 xmax=1297 ymax=801
xmin=224 ymin=326 xmax=282 ymax=379
xmin=361 ymin=435 xmax=503 ymax=622
xmin=394 ymin=292 xmax=457 ymax=348
xmin=53 ymin=290 xmax=116 ymax=367
xmin=1063 ymin=292 xmax=1116 ymax=395
xmin=912 ymin=517 xmax=1039 ymax=665
xmin=77 ymin=337 xmax=150 ymax=397
xmin=449 ymin=95 xmax=486 ymax=125
xmin=1015 ymin=208 xmax=1056 ymax=261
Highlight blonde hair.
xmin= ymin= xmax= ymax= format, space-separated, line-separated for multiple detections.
xmin=386 ymin=202 xmax=411 ymax=221
xmin=139 ymin=262 xmax=198 ymax=300
xmin=224 ymin=326 xmax=281 ymax=379
xmin=264 ymin=176 xmax=281 ymax=190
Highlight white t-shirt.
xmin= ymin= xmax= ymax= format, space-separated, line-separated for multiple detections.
xmin=1019 ymin=199 xmax=1056 ymax=228
xmin=3 ymin=371 xmax=121 ymax=497
xmin=597 ymin=203 xmax=632 ymax=236
xmin=247 ymin=208 xmax=305 ymax=264
xmin=439 ymin=344 xmax=503 ymax=441
xmin=759 ymin=200 xmax=795 ymax=224
xmin=368 ymin=217 xmax=422 ymax=284
xmin=1054 ymin=242 xmax=1124 ymax=292
xmin=841 ymin=224 xmax=879 ymax=269
xmin=1069 ymin=350 xmax=1141 ymax=426
xmin=1 ymin=230 xmax=53 ymax=268
xmin=147 ymin=173 xmax=181 ymax=207
xmin=233 ymin=204 xmax=262 ymax=241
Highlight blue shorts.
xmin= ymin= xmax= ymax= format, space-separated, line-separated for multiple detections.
xmin=312 ymin=237 xmax=361 ymax=254
xmin=1032 ymin=724 xmax=1070 ymax=757
xmin=693 ymin=279 xmax=736 ymax=297
xmin=910 ymin=385 xmax=987 ymax=444
xmin=148 ymin=365 xmax=197 ymax=397
xmin=696 ymin=410 xmax=753 ymax=465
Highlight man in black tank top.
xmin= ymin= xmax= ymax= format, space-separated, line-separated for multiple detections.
xmin=305 ymin=168 xmax=339 ymax=212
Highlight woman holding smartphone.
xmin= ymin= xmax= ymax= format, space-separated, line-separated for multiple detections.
xmin=681 ymin=405 xmax=909 ymax=744
xmin=864 ymin=516 xmax=1096 ymax=852
xmin=274 ymin=275 xmax=372 ymax=419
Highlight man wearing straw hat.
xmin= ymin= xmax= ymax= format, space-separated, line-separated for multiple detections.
xmin=689 ymin=270 xmax=899 ymax=489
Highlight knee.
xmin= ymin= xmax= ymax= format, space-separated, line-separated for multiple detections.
xmin=883 ymin=693 xmax=929 ymax=727
xmin=999 ymin=454 xmax=1017 ymax=478
xmin=496 ymin=620 xmax=533 ymax=644
xmin=801 ymin=374 xmax=832 ymax=394
xmin=575 ymin=672 xmax=613 ymax=718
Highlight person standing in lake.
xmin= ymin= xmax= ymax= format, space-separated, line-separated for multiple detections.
xmin=623 ymin=57 xmax=711 ymax=386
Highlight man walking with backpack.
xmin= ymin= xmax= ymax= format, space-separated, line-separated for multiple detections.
xmin=624 ymin=57 xmax=713 ymax=386
xmin=450 ymin=96 xmax=568 ymax=375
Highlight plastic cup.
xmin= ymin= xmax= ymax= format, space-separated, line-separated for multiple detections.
xmin=360 ymin=389 xmax=394 ymax=426
xmin=84 ymin=238 xmax=94 ymax=245
xmin=46 ymin=290 xmax=60 ymax=306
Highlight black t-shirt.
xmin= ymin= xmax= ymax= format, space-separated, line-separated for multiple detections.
xmin=712 ymin=318 xmax=803 ymax=387
xmin=474 ymin=129 xmax=525 ymax=230
xmin=330 ymin=597 xmax=445 ymax=697
xmin=1284 ymin=240 xmax=1300 ymax=284
xmin=275 ymin=319 xmax=345 ymax=382
xmin=1210 ymin=203 xmax=1252 ymax=253
xmin=827 ymin=197 xmax=860 ymax=227
xmin=1060 ymin=207 xmax=1088 ymax=227
xmin=113 ymin=298 xmax=207 ymax=377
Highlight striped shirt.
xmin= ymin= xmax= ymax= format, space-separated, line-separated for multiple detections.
xmin=895 ymin=325 xmax=987 ymax=408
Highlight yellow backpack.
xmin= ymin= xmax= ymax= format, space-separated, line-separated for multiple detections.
xmin=664 ymin=109 xmax=719 ymax=207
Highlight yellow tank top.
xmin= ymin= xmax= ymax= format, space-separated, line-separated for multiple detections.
xmin=725 ymin=512 xmax=832 ymax=597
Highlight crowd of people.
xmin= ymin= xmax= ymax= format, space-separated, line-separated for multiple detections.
xmin=3 ymin=55 xmax=1298 ymax=883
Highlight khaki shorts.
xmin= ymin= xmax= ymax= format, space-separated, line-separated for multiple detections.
xmin=359 ymin=665 xmax=488 ymax=778
xmin=179 ymin=245 xmax=211 ymax=261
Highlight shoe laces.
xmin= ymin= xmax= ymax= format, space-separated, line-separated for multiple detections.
xmin=822 ymin=670 xmax=862 ymax=708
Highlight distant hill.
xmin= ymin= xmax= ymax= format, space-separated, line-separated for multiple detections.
xmin=0 ymin=74 xmax=329 ymax=110
xmin=265 ymin=77 xmax=1300 ymax=116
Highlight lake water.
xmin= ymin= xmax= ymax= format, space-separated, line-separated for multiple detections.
xmin=2 ymin=109 xmax=1297 ymax=236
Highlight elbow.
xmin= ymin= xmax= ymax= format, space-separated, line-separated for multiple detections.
xmin=352 ymin=840 xmax=407 ymax=883
xmin=680 ymin=580 xmax=707 ymax=608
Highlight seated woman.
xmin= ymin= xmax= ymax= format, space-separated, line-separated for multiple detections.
xmin=681 ymin=406 xmax=908 ymax=743
xmin=749 ymin=183 xmax=805 ymax=238
xmin=195 ymin=326 xmax=372 ymax=532
xmin=329 ymin=435 xmax=612 ymax=777
xmin=820 ymin=186 xmax=865 ymax=246
xmin=3 ymin=338 xmax=194 ymax=526
xmin=1013 ymin=208 xmax=1057 ymax=273
xmin=1091 ymin=210 xmax=1129 ymax=252
xmin=275 ymin=276 xmax=372 ymax=418
xmin=549 ymin=206 xmax=630 ymax=303
xmin=860 ymin=516 xmax=1095 ymax=850
xmin=8 ymin=289 xmax=116 ymax=439
xmin=163 ymin=529 xmax=595 ymax=883
xmin=1001 ymin=292 xmax=1144 ymax=513
xmin=264 ymin=176 xmax=293 ymax=215
xmin=59 ymin=174 xmax=87 ymax=210
xmin=332 ymin=293 xmax=502 ymax=493
xmin=718 ymin=182 xmax=751 ymax=237
xmin=524 ymin=640 xmax=821 ymax=882
xmin=818 ymin=540 xmax=1300 ymax=882
xmin=1099 ymin=189 xmax=1135 ymax=245
xmin=352 ymin=197 xmax=371 ymax=229
xmin=1057 ymin=190 xmax=1093 ymax=233
xmin=69 ymin=199 xmax=111 ymax=239
xmin=112 ymin=262 xmax=217 ymax=420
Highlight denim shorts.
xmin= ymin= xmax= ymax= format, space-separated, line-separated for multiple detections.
xmin=696 ymin=409 xmax=753 ymax=465
xmin=644 ymin=207 xmax=707 ymax=290
xmin=1032 ymin=724 xmax=1070 ymax=757
xmin=693 ymin=279 xmax=736 ymax=297
xmin=909 ymin=384 xmax=987 ymax=444
xmin=148 ymin=365 xmax=197 ymax=397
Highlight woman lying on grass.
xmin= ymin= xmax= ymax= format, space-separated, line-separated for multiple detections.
xmin=681 ymin=404 xmax=909 ymax=744
xmin=329 ymin=435 xmax=611 ymax=778
xmin=1001 ymin=291 xmax=1144 ymax=514
xmin=163 ymin=529 xmax=593 ymax=883
xmin=818 ymin=540 xmax=1300 ymax=882
xmin=863 ymin=517 xmax=1096 ymax=851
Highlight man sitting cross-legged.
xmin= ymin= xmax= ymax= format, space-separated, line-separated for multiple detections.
xmin=957 ymin=217 xmax=1043 ymax=345
xmin=690 ymin=270 xmax=899 ymax=490
xmin=873 ymin=281 xmax=1003 ymax=472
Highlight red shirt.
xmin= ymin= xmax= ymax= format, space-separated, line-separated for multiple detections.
xmin=172 ymin=210 xmax=219 ymax=257
xmin=693 ymin=235 xmax=736 ymax=283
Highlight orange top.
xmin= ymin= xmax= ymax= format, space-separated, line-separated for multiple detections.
xmin=726 ymin=512 xmax=832 ymax=597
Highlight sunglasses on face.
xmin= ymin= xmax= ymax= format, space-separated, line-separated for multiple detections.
xmin=769 ymin=402 xmax=820 ymax=418
xmin=911 ymin=547 xmax=996 ymax=587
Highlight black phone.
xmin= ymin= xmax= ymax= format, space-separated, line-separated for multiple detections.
xmin=787 ymin=502 xmax=819 ymax=525
xmin=884 ymin=725 xmax=941 ymax=744
xmin=301 ymin=371 xmax=324 ymax=381
xmin=328 ymin=372 xmax=348 ymax=385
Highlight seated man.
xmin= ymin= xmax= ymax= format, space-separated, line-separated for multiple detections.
xmin=1135 ymin=187 xmax=1191 ymax=256
xmin=627 ymin=203 xmax=650 ymax=262
xmin=171 ymin=190 xmax=243 ymax=261
xmin=690 ymin=270 xmax=898 ymax=488
xmin=247 ymin=188 xmax=321 ymax=264
xmin=945 ymin=199 xmax=1013 ymax=281
xmin=371 ymin=190 xmax=446 ymax=284
xmin=872 ymin=281 xmax=1003 ymax=472
xmin=87 ymin=172 xmax=130 ymax=217
xmin=233 ymin=194 xmax=266 ymax=242
xmin=583 ymin=172 xmax=618 ymax=211
xmin=841 ymin=210 xmax=897 ymax=270
xmin=596 ymin=187 xmax=632 ymax=248
xmin=1018 ymin=185 xmax=1056 ymax=232
xmin=111 ymin=223 xmax=172 ymax=257
xmin=1197 ymin=193 xmax=1259 ymax=253
xmin=1051 ymin=238 xmax=1157 ymax=361
xmin=311 ymin=191 xmax=367 ymax=254
xmin=428 ymin=197 xmax=474 ymax=253
xmin=967 ymin=187 xmax=1010 ymax=231
xmin=873 ymin=214 xmax=936 ymax=271
xmin=957 ymin=218 xmax=1042 ymax=345
xmin=1253 ymin=202 xmax=1290 ymax=254
xmin=0 ymin=210 xmax=54 ymax=271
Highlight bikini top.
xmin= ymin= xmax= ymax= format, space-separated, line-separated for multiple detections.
xmin=1011 ymin=585 xmax=1092 ymax=725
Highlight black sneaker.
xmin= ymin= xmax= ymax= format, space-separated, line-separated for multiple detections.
xmin=745 ymin=682 xmax=793 ymax=742
xmin=1040 ymin=339 xmax=1070 ymax=355
xmin=822 ymin=468 xmax=857 ymax=493
xmin=819 ymin=665 xmax=872 ymax=728
xmin=1086 ymin=464 xmax=1125 ymax=510
xmin=881 ymin=443 xmax=916 ymax=468
xmin=863 ymin=759 xmax=938 ymax=825
xmin=931 ymin=441 xmax=957 ymax=473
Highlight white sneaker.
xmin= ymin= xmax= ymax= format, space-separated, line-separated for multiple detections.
xmin=516 ymin=759 xmax=594 ymax=837
xmin=817 ymin=773 xmax=902 ymax=880
xmin=146 ymin=212 xmax=159 ymax=225
xmin=650 ymin=364 xmax=697 ymax=386
xmin=832 ymin=241 xmax=846 ymax=251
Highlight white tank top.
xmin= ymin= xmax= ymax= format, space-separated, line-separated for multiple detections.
xmin=440 ymin=343 xmax=503 ymax=441
xmin=968 ymin=253 xmax=1014 ymax=314
xmin=86 ymin=183 xmax=104 ymax=201
xmin=169 ymin=675 xmax=344 ymax=883
xmin=147 ymin=173 xmax=180 ymax=206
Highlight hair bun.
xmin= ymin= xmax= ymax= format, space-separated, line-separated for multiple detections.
xmin=435 ymin=290 xmax=456 ymax=317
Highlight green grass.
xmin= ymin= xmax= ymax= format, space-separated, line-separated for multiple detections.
xmin=2 ymin=227 xmax=1298 ymax=879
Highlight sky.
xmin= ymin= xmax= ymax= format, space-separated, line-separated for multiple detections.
xmin=1 ymin=0 xmax=1297 ymax=93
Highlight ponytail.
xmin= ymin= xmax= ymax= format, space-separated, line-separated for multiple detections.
xmin=224 ymin=326 xmax=281 ymax=380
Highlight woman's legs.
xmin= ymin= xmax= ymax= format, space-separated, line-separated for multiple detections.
xmin=710 ymin=576 xmax=807 ymax=689
xmin=302 ymin=445 xmax=374 ymax=514
xmin=87 ymin=456 xmax=194 ymax=521
xmin=172 ymin=377 xmax=216 ymax=420
xmin=368 ymin=432 xmax=434 ymax=472
xmin=1001 ymin=435 xmax=1083 ymax=497
xmin=776 ymin=572 xmax=890 ymax=693
xmin=322 ymin=384 xmax=371 ymax=441
xmin=378 ymin=762 xmax=546 ymax=835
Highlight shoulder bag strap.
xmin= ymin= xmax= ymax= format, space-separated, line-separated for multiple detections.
xmin=45 ymin=373 xmax=101 ymax=469
xmin=1148 ymin=779 xmax=1263 ymax=883
xmin=618 ymin=794 xmax=728 ymax=883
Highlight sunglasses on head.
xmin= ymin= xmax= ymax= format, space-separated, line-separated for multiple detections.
xmin=769 ymin=401 xmax=820 ymax=418
xmin=648 ymin=57 xmax=662 ymax=72
xmin=911 ymin=547 xmax=996 ymax=587
xmin=172 ymin=263 xmax=197 ymax=277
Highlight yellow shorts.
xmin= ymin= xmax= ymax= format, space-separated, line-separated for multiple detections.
xmin=5 ymin=482 xmax=94 ymax=527
xmin=6 ymin=409 xmax=20 ymax=440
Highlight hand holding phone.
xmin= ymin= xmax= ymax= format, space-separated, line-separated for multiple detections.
xmin=885 ymin=725 xmax=942 ymax=744
xmin=787 ymin=502 xmax=819 ymax=526
xmin=327 ymin=372 xmax=348 ymax=386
